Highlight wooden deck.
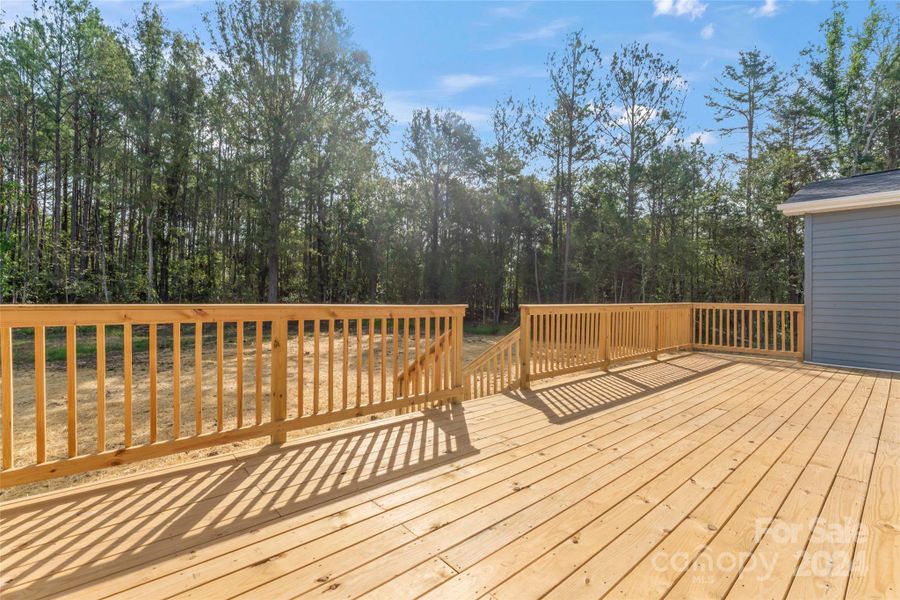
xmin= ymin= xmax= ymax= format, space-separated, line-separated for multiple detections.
xmin=1 ymin=353 xmax=896 ymax=599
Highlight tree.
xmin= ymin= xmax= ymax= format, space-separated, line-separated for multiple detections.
xmin=599 ymin=42 xmax=685 ymax=299
xmin=541 ymin=31 xmax=601 ymax=302
xmin=2 ymin=0 xmax=893 ymax=312
xmin=399 ymin=108 xmax=483 ymax=302
xmin=707 ymin=48 xmax=781 ymax=301
xmin=129 ymin=2 xmax=165 ymax=301
xmin=210 ymin=0 xmax=381 ymax=302
xmin=802 ymin=0 xmax=899 ymax=174
xmin=486 ymin=98 xmax=526 ymax=322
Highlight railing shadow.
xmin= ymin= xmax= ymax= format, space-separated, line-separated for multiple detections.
xmin=0 ymin=402 xmax=475 ymax=598
xmin=516 ymin=353 xmax=737 ymax=425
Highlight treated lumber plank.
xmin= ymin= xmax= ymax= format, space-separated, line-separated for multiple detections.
xmin=123 ymin=323 xmax=133 ymax=447
xmin=429 ymin=368 xmax=835 ymax=600
xmin=728 ymin=375 xmax=886 ymax=600
xmin=34 ymin=327 xmax=46 ymax=464
xmin=487 ymin=369 xmax=846 ymax=600
xmin=784 ymin=477 xmax=870 ymax=599
xmin=270 ymin=364 xmax=801 ymax=599
xmin=88 ymin=364 xmax=764 ymax=596
xmin=84 ymin=360 xmax=772 ymax=589
xmin=1 ymin=326 xmax=13 ymax=469
xmin=96 ymin=324 xmax=106 ymax=452
xmin=66 ymin=326 xmax=76 ymax=457
xmin=843 ymin=438 xmax=899 ymax=599
xmin=0 ymin=356 xmax=756 ymax=592
xmin=592 ymin=377 xmax=860 ymax=597
xmin=608 ymin=374 xmax=873 ymax=600
xmin=0 ymin=356 xmax=856 ymax=597
xmin=844 ymin=375 xmax=899 ymax=599
xmin=662 ymin=375 xmax=877 ymax=600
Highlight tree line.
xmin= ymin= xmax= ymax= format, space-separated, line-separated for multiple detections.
xmin=1 ymin=0 xmax=897 ymax=323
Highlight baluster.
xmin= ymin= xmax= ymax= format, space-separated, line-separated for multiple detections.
xmin=174 ymin=323 xmax=182 ymax=436
xmin=97 ymin=325 xmax=106 ymax=453
xmin=123 ymin=324 xmax=133 ymax=447
xmin=34 ymin=326 xmax=46 ymax=463
xmin=234 ymin=322 xmax=242 ymax=427
xmin=1 ymin=326 xmax=13 ymax=468
xmin=217 ymin=322 xmax=224 ymax=432
xmin=66 ymin=326 xmax=76 ymax=456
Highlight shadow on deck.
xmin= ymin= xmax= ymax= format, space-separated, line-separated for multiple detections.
xmin=1 ymin=352 xmax=749 ymax=598
xmin=519 ymin=352 xmax=737 ymax=424
xmin=0 ymin=402 xmax=475 ymax=597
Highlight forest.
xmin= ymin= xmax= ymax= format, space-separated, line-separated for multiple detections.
xmin=0 ymin=0 xmax=897 ymax=323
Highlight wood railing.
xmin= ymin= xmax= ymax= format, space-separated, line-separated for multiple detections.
xmin=0 ymin=304 xmax=465 ymax=487
xmin=0 ymin=301 xmax=804 ymax=487
xmin=520 ymin=303 xmax=694 ymax=386
xmin=691 ymin=303 xmax=804 ymax=359
xmin=519 ymin=302 xmax=802 ymax=389
xmin=463 ymin=328 xmax=520 ymax=400
xmin=394 ymin=329 xmax=454 ymax=413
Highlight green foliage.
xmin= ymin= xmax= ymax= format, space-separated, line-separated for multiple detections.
xmin=0 ymin=0 xmax=896 ymax=323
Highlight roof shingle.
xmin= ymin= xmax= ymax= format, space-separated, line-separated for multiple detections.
xmin=786 ymin=168 xmax=900 ymax=203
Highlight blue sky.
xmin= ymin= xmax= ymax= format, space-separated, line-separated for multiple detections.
xmin=3 ymin=0 xmax=884 ymax=157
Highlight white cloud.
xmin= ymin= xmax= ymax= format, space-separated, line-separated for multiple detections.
xmin=663 ymin=74 xmax=690 ymax=90
xmin=383 ymin=96 xmax=419 ymax=125
xmin=482 ymin=17 xmax=575 ymax=50
xmin=752 ymin=0 xmax=779 ymax=17
xmin=383 ymin=94 xmax=490 ymax=128
xmin=700 ymin=23 xmax=715 ymax=39
xmin=607 ymin=104 xmax=660 ymax=128
xmin=489 ymin=2 xmax=532 ymax=19
xmin=437 ymin=74 xmax=498 ymax=95
xmin=455 ymin=108 xmax=492 ymax=125
xmin=689 ymin=130 xmax=717 ymax=145
xmin=653 ymin=0 xmax=707 ymax=20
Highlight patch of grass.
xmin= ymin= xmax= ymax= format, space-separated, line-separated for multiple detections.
xmin=12 ymin=331 xmax=204 ymax=367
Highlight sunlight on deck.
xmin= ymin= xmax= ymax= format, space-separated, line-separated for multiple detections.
xmin=0 ymin=353 xmax=896 ymax=599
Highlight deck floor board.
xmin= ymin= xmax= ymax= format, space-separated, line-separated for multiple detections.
xmin=0 ymin=353 xmax=895 ymax=600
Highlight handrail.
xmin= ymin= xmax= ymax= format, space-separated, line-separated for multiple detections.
xmin=394 ymin=329 xmax=453 ymax=414
xmin=691 ymin=303 xmax=804 ymax=359
xmin=520 ymin=303 xmax=694 ymax=386
xmin=518 ymin=302 xmax=803 ymax=389
xmin=463 ymin=328 xmax=520 ymax=400
xmin=397 ymin=331 xmax=450 ymax=385
xmin=0 ymin=301 xmax=806 ymax=488
xmin=0 ymin=304 xmax=465 ymax=487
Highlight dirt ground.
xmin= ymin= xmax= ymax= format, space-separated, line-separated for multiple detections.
xmin=1 ymin=330 xmax=504 ymax=500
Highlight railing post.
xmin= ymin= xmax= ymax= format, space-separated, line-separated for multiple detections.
xmin=270 ymin=318 xmax=288 ymax=444
xmin=652 ymin=308 xmax=660 ymax=360
xmin=796 ymin=308 xmax=805 ymax=362
xmin=689 ymin=304 xmax=695 ymax=350
xmin=603 ymin=311 xmax=611 ymax=370
xmin=451 ymin=309 xmax=464 ymax=402
xmin=519 ymin=306 xmax=531 ymax=390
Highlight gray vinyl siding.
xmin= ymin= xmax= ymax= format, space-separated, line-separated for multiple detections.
xmin=805 ymin=204 xmax=900 ymax=372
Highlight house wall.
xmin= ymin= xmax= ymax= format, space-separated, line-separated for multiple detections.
xmin=805 ymin=204 xmax=900 ymax=372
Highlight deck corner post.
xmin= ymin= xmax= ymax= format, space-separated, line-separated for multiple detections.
xmin=270 ymin=318 xmax=288 ymax=444
xmin=519 ymin=306 xmax=531 ymax=390
xmin=453 ymin=309 xmax=465 ymax=402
